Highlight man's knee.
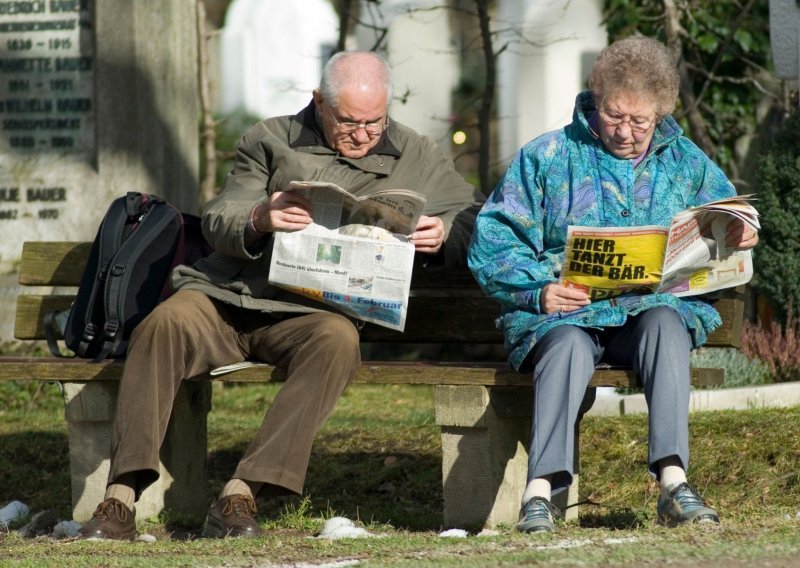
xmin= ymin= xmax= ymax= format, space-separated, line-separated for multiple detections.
xmin=130 ymin=290 xmax=213 ymax=342
xmin=310 ymin=313 xmax=360 ymax=349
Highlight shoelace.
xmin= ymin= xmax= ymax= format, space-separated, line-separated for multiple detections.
xmin=671 ymin=483 xmax=706 ymax=511
xmin=222 ymin=495 xmax=257 ymax=518
xmin=93 ymin=499 xmax=129 ymax=522
xmin=522 ymin=498 xmax=552 ymax=521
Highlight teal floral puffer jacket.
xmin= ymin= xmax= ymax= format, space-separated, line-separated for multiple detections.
xmin=468 ymin=92 xmax=736 ymax=371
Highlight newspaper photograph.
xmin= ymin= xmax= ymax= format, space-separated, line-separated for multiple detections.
xmin=561 ymin=195 xmax=760 ymax=301
xmin=268 ymin=181 xmax=427 ymax=331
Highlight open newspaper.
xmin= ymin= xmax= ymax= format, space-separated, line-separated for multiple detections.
xmin=267 ymin=181 xmax=426 ymax=331
xmin=561 ymin=195 xmax=760 ymax=301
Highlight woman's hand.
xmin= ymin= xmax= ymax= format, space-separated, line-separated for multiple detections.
xmin=726 ymin=218 xmax=759 ymax=251
xmin=540 ymin=282 xmax=591 ymax=315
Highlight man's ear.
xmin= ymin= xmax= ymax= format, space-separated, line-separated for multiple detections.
xmin=313 ymin=90 xmax=323 ymax=107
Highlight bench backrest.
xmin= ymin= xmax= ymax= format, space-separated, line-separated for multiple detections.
xmin=14 ymin=241 xmax=744 ymax=351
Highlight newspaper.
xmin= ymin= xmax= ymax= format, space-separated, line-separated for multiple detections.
xmin=561 ymin=195 xmax=760 ymax=301
xmin=267 ymin=181 xmax=427 ymax=331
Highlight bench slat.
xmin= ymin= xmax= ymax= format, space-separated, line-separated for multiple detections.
xmin=14 ymin=292 xmax=741 ymax=347
xmin=0 ymin=356 xmax=723 ymax=388
xmin=19 ymin=241 xmax=92 ymax=286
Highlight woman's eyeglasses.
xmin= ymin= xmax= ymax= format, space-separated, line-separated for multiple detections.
xmin=598 ymin=107 xmax=656 ymax=134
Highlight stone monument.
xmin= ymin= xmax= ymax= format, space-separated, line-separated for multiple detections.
xmin=0 ymin=0 xmax=200 ymax=335
xmin=0 ymin=0 xmax=207 ymax=523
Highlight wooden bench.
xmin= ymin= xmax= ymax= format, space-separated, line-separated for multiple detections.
xmin=1 ymin=241 xmax=743 ymax=529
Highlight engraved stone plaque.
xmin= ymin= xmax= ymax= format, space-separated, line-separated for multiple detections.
xmin=0 ymin=0 xmax=96 ymax=272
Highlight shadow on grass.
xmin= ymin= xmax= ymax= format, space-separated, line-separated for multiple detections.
xmin=207 ymin=444 xmax=444 ymax=532
xmin=576 ymin=506 xmax=648 ymax=530
xmin=0 ymin=431 xmax=72 ymax=517
xmin=0 ymin=431 xmax=443 ymax=536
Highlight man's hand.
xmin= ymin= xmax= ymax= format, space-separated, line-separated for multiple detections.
xmin=725 ymin=218 xmax=759 ymax=250
xmin=540 ymin=282 xmax=591 ymax=315
xmin=251 ymin=191 xmax=313 ymax=233
xmin=409 ymin=215 xmax=445 ymax=254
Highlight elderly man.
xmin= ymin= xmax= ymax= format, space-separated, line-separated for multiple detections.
xmin=78 ymin=51 xmax=484 ymax=540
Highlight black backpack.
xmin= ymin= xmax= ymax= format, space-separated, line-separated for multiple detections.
xmin=46 ymin=192 xmax=211 ymax=360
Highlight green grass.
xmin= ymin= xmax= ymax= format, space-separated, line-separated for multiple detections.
xmin=1 ymin=381 xmax=799 ymax=566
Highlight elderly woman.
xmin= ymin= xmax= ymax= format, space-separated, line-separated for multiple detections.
xmin=468 ymin=36 xmax=758 ymax=533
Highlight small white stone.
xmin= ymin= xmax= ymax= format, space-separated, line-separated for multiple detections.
xmin=138 ymin=533 xmax=157 ymax=543
xmin=438 ymin=528 xmax=469 ymax=538
xmin=321 ymin=526 xmax=371 ymax=540
xmin=319 ymin=517 xmax=355 ymax=536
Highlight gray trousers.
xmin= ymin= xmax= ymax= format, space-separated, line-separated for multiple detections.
xmin=528 ymin=307 xmax=692 ymax=494
xmin=108 ymin=289 xmax=361 ymax=500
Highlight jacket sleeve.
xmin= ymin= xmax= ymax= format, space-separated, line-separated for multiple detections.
xmin=467 ymin=147 xmax=560 ymax=313
xmin=683 ymin=140 xmax=737 ymax=206
xmin=201 ymin=125 xmax=272 ymax=260
xmin=415 ymin=136 xmax=486 ymax=266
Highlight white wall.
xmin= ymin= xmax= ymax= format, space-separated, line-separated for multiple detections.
xmin=496 ymin=0 xmax=606 ymax=164
xmin=355 ymin=0 xmax=457 ymax=147
xmin=220 ymin=0 xmax=339 ymax=118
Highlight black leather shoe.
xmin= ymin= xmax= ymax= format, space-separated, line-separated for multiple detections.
xmin=202 ymin=494 xmax=263 ymax=538
xmin=78 ymin=498 xmax=136 ymax=540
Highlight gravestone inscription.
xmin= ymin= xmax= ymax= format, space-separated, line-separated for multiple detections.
xmin=0 ymin=0 xmax=94 ymax=272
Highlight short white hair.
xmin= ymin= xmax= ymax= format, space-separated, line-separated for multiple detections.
xmin=319 ymin=51 xmax=394 ymax=108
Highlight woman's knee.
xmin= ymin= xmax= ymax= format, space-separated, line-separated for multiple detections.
xmin=637 ymin=307 xmax=689 ymax=342
xmin=535 ymin=325 xmax=594 ymax=358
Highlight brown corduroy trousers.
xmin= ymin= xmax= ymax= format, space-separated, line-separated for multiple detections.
xmin=107 ymin=289 xmax=361 ymax=499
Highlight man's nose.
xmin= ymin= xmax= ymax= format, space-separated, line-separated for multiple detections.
xmin=351 ymin=128 xmax=371 ymax=143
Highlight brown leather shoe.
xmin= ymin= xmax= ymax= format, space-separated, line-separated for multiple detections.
xmin=78 ymin=498 xmax=136 ymax=540
xmin=202 ymin=494 xmax=263 ymax=538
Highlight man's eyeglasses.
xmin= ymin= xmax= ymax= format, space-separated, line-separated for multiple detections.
xmin=598 ymin=107 xmax=656 ymax=134
xmin=327 ymin=106 xmax=388 ymax=136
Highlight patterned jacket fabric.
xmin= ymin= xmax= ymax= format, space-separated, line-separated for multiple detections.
xmin=468 ymin=91 xmax=736 ymax=371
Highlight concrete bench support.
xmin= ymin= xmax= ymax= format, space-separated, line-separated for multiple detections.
xmin=62 ymin=380 xmax=212 ymax=523
xmin=435 ymin=385 xmax=590 ymax=529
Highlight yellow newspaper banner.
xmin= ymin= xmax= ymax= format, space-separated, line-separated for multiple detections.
xmin=561 ymin=226 xmax=668 ymax=301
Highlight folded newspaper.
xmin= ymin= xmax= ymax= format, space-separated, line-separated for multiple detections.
xmin=267 ymin=181 xmax=427 ymax=331
xmin=561 ymin=195 xmax=760 ymax=301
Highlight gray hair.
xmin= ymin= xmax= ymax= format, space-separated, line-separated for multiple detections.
xmin=589 ymin=36 xmax=680 ymax=119
xmin=319 ymin=51 xmax=394 ymax=108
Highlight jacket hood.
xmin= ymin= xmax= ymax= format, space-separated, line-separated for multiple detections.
xmin=572 ymin=91 xmax=684 ymax=155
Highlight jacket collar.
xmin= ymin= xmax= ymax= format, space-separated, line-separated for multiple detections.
xmin=288 ymin=99 xmax=402 ymax=159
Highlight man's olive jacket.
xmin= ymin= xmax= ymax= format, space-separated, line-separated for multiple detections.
xmin=172 ymin=101 xmax=484 ymax=314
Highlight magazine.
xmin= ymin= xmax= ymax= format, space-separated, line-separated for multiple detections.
xmin=561 ymin=195 xmax=760 ymax=301
xmin=267 ymin=181 xmax=427 ymax=331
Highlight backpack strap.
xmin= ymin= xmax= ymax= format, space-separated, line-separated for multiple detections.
xmin=43 ymin=309 xmax=75 ymax=358
xmin=95 ymin=200 xmax=179 ymax=362
xmin=78 ymin=194 xmax=140 ymax=358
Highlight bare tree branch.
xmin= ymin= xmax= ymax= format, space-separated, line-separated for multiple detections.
xmin=475 ymin=0 xmax=495 ymax=194
xmin=336 ymin=0 xmax=355 ymax=53
xmin=197 ymin=0 xmax=217 ymax=205
xmin=681 ymin=0 xmax=756 ymax=117
xmin=663 ymin=0 xmax=716 ymax=158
